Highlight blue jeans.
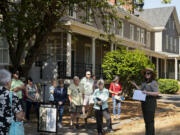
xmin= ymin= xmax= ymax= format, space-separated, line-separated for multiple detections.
xmin=58 ymin=105 xmax=64 ymax=123
xmin=112 ymin=96 xmax=121 ymax=116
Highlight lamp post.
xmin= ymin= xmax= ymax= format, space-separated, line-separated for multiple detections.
xmin=132 ymin=0 xmax=144 ymax=14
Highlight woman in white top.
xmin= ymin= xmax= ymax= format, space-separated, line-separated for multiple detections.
xmin=49 ymin=80 xmax=57 ymax=103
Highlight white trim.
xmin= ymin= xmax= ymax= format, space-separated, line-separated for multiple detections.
xmin=164 ymin=59 xmax=167 ymax=79
xmin=92 ymin=38 xmax=96 ymax=74
xmin=66 ymin=33 xmax=72 ymax=77
xmin=130 ymin=24 xmax=134 ymax=40
xmin=155 ymin=32 xmax=162 ymax=52
xmin=156 ymin=58 xmax=159 ymax=78
xmin=175 ymin=57 xmax=178 ymax=80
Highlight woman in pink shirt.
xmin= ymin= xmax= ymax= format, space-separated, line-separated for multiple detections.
xmin=109 ymin=76 xmax=122 ymax=120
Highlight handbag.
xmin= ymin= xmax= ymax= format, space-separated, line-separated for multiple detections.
xmin=9 ymin=91 xmax=24 ymax=135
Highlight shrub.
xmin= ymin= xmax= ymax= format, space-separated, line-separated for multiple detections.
xmin=102 ymin=49 xmax=155 ymax=96
xmin=158 ymin=79 xmax=179 ymax=94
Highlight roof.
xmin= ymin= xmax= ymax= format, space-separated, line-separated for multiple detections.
xmin=137 ymin=6 xmax=175 ymax=27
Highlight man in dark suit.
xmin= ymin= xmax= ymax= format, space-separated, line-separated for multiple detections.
xmin=54 ymin=79 xmax=67 ymax=128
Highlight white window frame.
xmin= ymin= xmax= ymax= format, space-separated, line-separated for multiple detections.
xmin=146 ymin=32 xmax=151 ymax=47
xmin=172 ymin=20 xmax=175 ymax=30
xmin=137 ymin=27 xmax=141 ymax=42
xmin=69 ymin=4 xmax=76 ymax=19
xmin=118 ymin=21 xmax=124 ymax=37
xmin=141 ymin=29 xmax=145 ymax=44
xmin=130 ymin=24 xmax=134 ymax=40
xmin=86 ymin=6 xmax=92 ymax=23
xmin=170 ymin=37 xmax=173 ymax=51
xmin=0 ymin=37 xmax=9 ymax=65
xmin=166 ymin=35 xmax=169 ymax=50
xmin=174 ymin=38 xmax=176 ymax=52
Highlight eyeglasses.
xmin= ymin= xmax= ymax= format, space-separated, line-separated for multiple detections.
xmin=145 ymin=72 xmax=151 ymax=75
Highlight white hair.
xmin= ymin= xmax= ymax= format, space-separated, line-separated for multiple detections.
xmin=73 ymin=76 xmax=79 ymax=81
xmin=0 ymin=69 xmax=11 ymax=86
xmin=97 ymin=79 xmax=105 ymax=86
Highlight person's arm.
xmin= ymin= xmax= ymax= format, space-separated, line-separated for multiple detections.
xmin=25 ymin=85 xmax=34 ymax=101
xmin=143 ymin=81 xmax=159 ymax=96
xmin=130 ymin=81 xmax=141 ymax=90
xmin=61 ymin=88 xmax=67 ymax=105
xmin=67 ymin=88 xmax=72 ymax=103
xmin=13 ymin=85 xmax=25 ymax=92
xmin=35 ymin=84 xmax=39 ymax=101
xmin=109 ymin=83 xmax=116 ymax=94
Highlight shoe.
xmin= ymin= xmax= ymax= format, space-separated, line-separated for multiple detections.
xmin=107 ymin=129 xmax=114 ymax=133
xmin=75 ymin=124 xmax=79 ymax=129
xmin=98 ymin=132 xmax=103 ymax=135
xmin=58 ymin=123 xmax=62 ymax=128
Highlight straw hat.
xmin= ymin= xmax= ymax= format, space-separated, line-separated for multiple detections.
xmin=141 ymin=67 xmax=155 ymax=75
xmin=113 ymin=76 xmax=119 ymax=82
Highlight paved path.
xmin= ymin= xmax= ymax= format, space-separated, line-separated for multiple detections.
xmin=158 ymin=94 xmax=180 ymax=106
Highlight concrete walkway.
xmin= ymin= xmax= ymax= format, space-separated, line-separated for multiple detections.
xmin=158 ymin=94 xmax=180 ymax=104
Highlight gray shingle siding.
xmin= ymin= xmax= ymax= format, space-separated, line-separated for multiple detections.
xmin=162 ymin=13 xmax=179 ymax=54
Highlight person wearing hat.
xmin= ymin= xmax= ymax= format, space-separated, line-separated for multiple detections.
xmin=11 ymin=71 xmax=25 ymax=108
xmin=130 ymin=67 xmax=159 ymax=135
xmin=109 ymin=76 xmax=122 ymax=120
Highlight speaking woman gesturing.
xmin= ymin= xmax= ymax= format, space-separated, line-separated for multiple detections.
xmin=130 ymin=67 xmax=159 ymax=135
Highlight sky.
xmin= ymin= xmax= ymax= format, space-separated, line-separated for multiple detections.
xmin=144 ymin=0 xmax=180 ymax=20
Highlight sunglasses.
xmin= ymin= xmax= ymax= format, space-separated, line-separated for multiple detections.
xmin=86 ymin=74 xmax=91 ymax=75
xmin=145 ymin=72 xmax=151 ymax=75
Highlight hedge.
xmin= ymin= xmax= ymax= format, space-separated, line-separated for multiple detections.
xmin=158 ymin=79 xmax=179 ymax=94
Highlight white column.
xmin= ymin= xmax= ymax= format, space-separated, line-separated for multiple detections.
xmin=164 ymin=59 xmax=167 ymax=79
xmin=156 ymin=58 xmax=159 ymax=78
xmin=111 ymin=43 xmax=114 ymax=51
xmin=92 ymin=38 xmax=96 ymax=75
xmin=66 ymin=33 xmax=72 ymax=77
xmin=175 ymin=58 xmax=178 ymax=80
xmin=179 ymin=37 xmax=180 ymax=55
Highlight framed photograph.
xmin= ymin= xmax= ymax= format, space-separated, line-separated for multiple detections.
xmin=38 ymin=103 xmax=57 ymax=133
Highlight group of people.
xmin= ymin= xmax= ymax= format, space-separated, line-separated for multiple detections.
xmin=49 ymin=68 xmax=159 ymax=135
xmin=48 ymin=71 xmax=123 ymax=134
xmin=0 ymin=67 xmax=159 ymax=135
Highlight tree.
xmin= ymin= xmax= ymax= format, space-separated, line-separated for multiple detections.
xmin=0 ymin=0 xmax=123 ymax=76
xmin=102 ymin=49 xmax=155 ymax=96
xmin=0 ymin=0 xmax=172 ymax=76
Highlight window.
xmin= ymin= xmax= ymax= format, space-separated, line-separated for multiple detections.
xmin=69 ymin=4 xmax=76 ymax=18
xmin=0 ymin=37 xmax=9 ymax=65
xmin=118 ymin=21 xmax=124 ymax=37
xmin=172 ymin=20 xmax=175 ymax=30
xmin=174 ymin=38 xmax=177 ymax=52
xmin=166 ymin=35 xmax=169 ymax=50
xmin=146 ymin=32 xmax=151 ymax=47
xmin=106 ymin=17 xmax=115 ymax=34
xmin=137 ymin=27 xmax=141 ymax=42
xmin=85 ymin=45 xmax=91 ymax=64
xmin=130 ymin=24 xmax=134 ymax=40
xmin=141 ymin=29 xmax=145 ymax=44
xmin=170 ymin=37 xmax=173 ymax=51
xmin=86 ymin=6 xmax=92 ymax=23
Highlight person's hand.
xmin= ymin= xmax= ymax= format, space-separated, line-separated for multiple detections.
xmin=98 ymin=101 xmax=102 ymax=105
xmin=16 ymin=111 xmax=25 ymax=121
xmin=58 ymin=101 xmax=63 ymax=105
xmin=142 ymin=91 xmax=148 ymax=94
